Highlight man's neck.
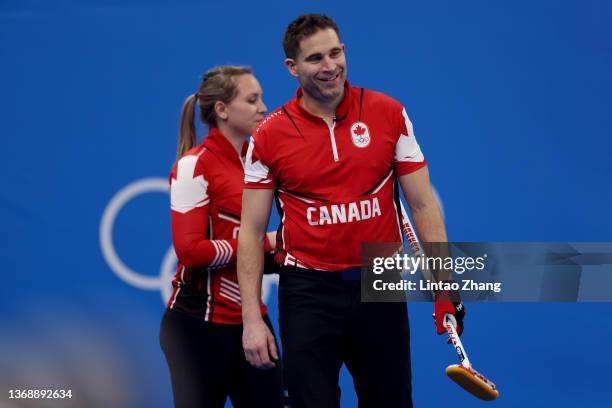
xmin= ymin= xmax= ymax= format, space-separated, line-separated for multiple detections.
xmin=299 ymin=90 xmax=344 ymax=125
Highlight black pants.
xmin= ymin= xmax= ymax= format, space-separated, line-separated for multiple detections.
xmin=160 ymin=309 xmax=283 ymax=408
xmin=279 ymin=267 xmax=412 ymax=408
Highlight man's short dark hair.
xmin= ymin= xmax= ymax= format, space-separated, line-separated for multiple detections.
xmin=283 ymin=14 xmax=341 ymax=60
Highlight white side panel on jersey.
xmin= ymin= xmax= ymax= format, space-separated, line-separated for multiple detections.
xmin=170 ymin=155 xmax=209 ymax=214
xmin=395 ymin=108 xmax=425 ymax=163
xmin=244 ymin=139 xmax=272 ymax=184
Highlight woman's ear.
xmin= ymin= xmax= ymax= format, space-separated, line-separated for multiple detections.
xmin=214 ymin=101 xmax=228 ymax=121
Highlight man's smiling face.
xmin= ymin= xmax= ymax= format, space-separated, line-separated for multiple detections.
xmin=287 ymin=28 xmax=347 ymax=104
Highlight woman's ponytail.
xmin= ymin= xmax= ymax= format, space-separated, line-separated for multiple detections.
xmin=177 ymin=93 xmax=198 ymax=158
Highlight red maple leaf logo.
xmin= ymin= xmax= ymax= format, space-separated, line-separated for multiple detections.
xmin=354 ymin=125 xmax=366 ymax=136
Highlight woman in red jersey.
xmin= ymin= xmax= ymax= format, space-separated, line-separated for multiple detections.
xmin=160 ymin=66 xmax=283 ymax=408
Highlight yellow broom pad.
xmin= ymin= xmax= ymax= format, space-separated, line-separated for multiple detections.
xmin=446 ymin=365 xmax=500 ymax=401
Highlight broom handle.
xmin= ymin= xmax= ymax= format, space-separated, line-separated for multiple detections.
xmin=444 ymin=313 xmax=472 ymax=369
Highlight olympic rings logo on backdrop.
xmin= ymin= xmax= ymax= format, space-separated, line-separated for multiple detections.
xmin=99 ymin=178 xmax=279 ymax=304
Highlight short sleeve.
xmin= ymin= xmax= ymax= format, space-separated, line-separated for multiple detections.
xmin=244 ymin=135 xmax=276 ymax=189
xmin=394 ymin=107 xmax=427 ymax=176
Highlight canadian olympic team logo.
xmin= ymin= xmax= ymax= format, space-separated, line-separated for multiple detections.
xmin=350 ymin=122 xmax=371 ymax=148
xmin=99 ymin=178 xmax=278 ymax=304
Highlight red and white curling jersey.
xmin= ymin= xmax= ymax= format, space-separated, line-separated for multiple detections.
xmin=168 ymin=127 xmax=268 ymax=324
xmin=244 ymin=82 xmax=426 ymax=271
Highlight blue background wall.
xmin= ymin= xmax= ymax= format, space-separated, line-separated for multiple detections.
xmin=1 ymin=1 xmax=611 ymax=406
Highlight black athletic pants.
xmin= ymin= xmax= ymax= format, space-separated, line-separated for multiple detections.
xmin=279 ymin=266 xmax=413 ymax=408
xmin=160 ymin=309 xmax=283 ymax=408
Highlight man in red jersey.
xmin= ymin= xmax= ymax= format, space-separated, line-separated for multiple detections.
xmin=237 ymin=14 xmax=465 ymax=408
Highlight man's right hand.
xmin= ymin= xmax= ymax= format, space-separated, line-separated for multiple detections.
xmin=433 ymin=288 xmax=465 ymax=336
xmin=242 ymin=318 xmax=278 ymax=369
